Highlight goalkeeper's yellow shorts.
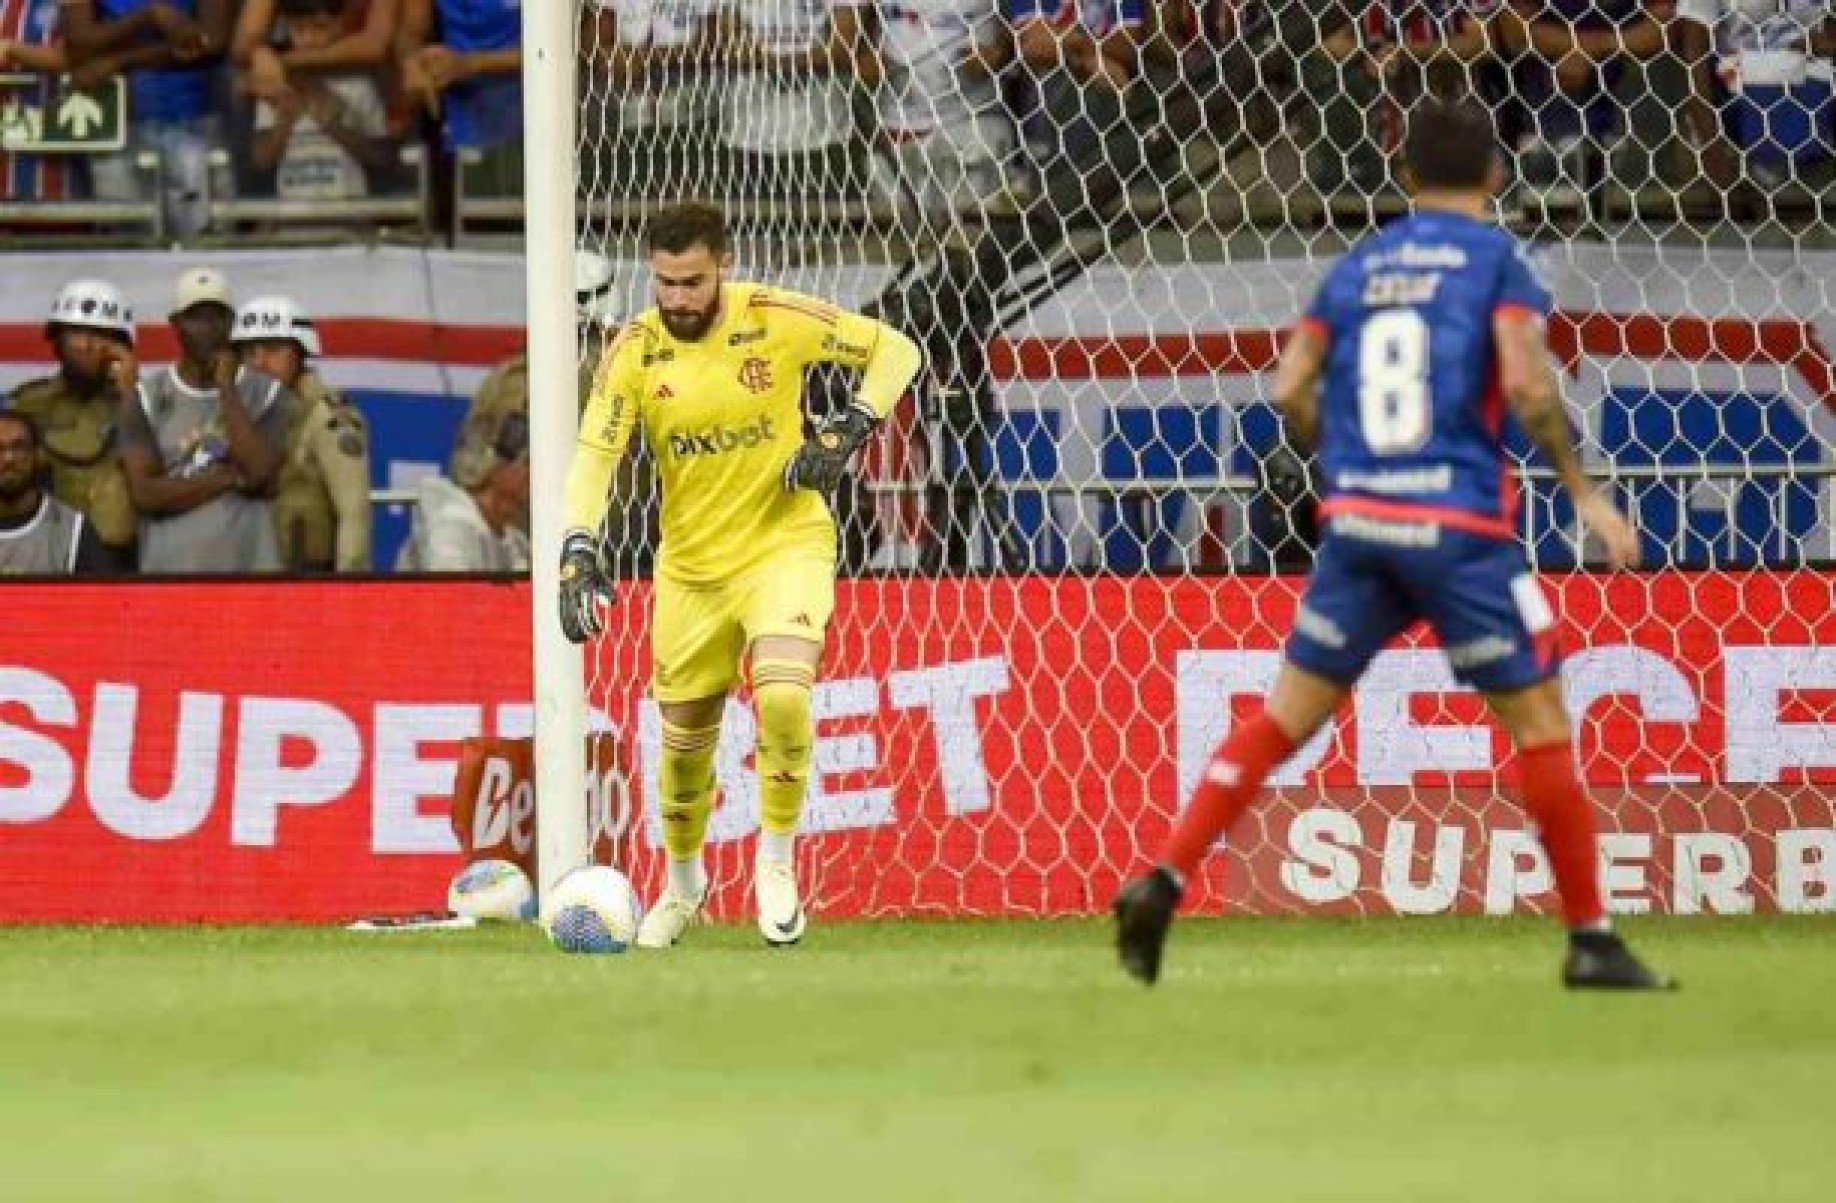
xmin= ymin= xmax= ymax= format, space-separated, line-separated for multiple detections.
xmin=650 ymin=550 xmax=835 ymax=703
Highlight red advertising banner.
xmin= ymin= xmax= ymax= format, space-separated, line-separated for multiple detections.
xmin=2 ymin=575 xmax=1833 ymax=923
xmin=0 ymin=581 xmax=532 ymax=922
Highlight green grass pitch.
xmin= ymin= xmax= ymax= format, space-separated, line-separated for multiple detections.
xmin=3 ymin=917 xmax=1832 ymax=1202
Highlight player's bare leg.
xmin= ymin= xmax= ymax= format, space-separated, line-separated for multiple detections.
xmin=749 ymin=634 xmax=822 ymax=946
xmin=637 ymin=691 xmax=726 ymax=949
xmin=1483 ymin=680 xmax=1676 ymax=991
xmin=1115 ymin=663 xmax=1349 ymax=985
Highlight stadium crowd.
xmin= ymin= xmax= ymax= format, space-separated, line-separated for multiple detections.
xmin=0 ymin=1 xmax=1830 ymax=232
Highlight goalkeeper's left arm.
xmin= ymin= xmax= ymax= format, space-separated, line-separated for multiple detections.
xmin=783 ymin=317 xmax=923 ymax=493
xmin=557 ymin=330 xmax=642 ymax=642
xmin=853 ymin=321 xmax=925 ymax=421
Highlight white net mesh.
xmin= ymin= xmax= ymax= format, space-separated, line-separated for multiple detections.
xmin=573 ymin=1 xmax=1836 ymax=918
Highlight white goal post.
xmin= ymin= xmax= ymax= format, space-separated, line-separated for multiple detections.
xmin=524 ymin=0 xmax=588 ymax=902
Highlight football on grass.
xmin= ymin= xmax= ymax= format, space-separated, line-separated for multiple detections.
xmin=447 ymin=859 xmax=536 ymax=922
xmin=543 ymin=866 xmax=644 ymax=954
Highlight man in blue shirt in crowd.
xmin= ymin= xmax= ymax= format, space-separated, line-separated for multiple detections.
xmin=398 ymin=0 xmax=522 ymax=193
xmin=61 ymin=0 xmax=233 ymax=237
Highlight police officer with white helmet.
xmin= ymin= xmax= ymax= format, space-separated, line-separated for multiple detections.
xmin=4 ymin=280 xmax=141 ymax=571
xmin=232 ymin=295 xmax=373 ymax=572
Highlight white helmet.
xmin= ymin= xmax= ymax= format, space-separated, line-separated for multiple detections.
xmin=575 ymin=248 xmax=616 ymax=325
xmin=47 ymin=280 xmax=135 ymax=342
xmin=231 ymin=295 xmax=322 ymax=357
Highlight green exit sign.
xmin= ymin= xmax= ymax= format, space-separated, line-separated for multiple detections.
xmin=0 ymin=74 xmax=126 ymax=153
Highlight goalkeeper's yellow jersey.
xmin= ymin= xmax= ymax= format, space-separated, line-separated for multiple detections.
xmin=579 ymin=282 xmax=887 ymax=586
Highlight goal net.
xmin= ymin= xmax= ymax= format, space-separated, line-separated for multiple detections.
xmin=560 ymin=1 xmax=1836 ymax=918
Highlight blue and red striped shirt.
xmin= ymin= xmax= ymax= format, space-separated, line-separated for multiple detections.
xmin=0 ymin=0 xmax=78 ymax=200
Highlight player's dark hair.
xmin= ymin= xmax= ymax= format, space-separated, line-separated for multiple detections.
xmin=646 ymin=201 xmax=729 ymax=257
xmin=1401 ymin=98 xmax=1499 ymax=192
xmin=0 ymin=409 xmax=43 ymax=450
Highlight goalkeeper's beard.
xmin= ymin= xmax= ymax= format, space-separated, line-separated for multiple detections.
xmin=659 ymin=287 xmax=721 ymax=342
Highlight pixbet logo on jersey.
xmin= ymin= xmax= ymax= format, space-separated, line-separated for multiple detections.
xmin=666 ymin=415 xmax=777 ymax=459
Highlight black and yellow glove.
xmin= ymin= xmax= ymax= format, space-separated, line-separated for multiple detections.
xmin=783 ymin=403 xmax=878 ymax=495
xmin=558 ymin=530 xmax=614 ymax=644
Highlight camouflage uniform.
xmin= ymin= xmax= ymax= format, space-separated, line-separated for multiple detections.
xmin=7 ymin=374 xmax=137 ymax=554
xmin=451 ymin=352 xmax=531 ymax=490
xmin=450 ymin=328 xmax=607 ymax=486
xmin=274 ymin=370 xmax=373 ymax=572
xmin=451 ymin=327 xmax=657 ymax=573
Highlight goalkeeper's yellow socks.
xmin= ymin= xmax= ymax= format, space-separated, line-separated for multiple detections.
xmin=752 ymin=657 xmax=815 ymax=860
xmin=658 ymin=719 xmax=719 ymax=892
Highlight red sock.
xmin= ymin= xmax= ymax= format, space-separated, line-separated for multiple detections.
xmin=1517 ymin=740 xmax=1607 ymax=928
xmin=1160 ymin=710 xmax=1296 ymax=880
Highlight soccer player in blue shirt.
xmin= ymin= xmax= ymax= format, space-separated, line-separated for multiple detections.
xmin=1114 ymin=97 xmax=1673 ymax=992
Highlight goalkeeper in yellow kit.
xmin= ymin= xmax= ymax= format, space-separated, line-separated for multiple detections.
xmin=558 ymin=202 xmax=924 ymax=949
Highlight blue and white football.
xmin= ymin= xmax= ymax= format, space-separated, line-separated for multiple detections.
xmin=543 ymin=866 xmax=643 ymax=954
xmin=446 ymin=859 xmax=537 ymax=922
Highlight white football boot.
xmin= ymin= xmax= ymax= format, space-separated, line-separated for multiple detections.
xmin=754 ymin=859 xmax=807 ymax=947
xmin=635 ymin=885 xmax=705 ymax=949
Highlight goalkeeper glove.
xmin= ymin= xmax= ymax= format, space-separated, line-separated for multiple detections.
xmin=783 ymin=402 xmax=878 ymax=494
xmin=558 ymin=530 xmax=614 ymax=644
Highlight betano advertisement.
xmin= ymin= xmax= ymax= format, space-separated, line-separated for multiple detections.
xmin=0 ymin=574 xmax=1832 ymax=923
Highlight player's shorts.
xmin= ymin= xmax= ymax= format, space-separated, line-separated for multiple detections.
xmin=1285 ymin=515 xmax=1561 ymax=694
xmin=651 ymin=550 xmax=835 ymax=702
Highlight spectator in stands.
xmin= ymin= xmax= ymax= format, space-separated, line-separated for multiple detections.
xmin=584 ymin=0 xmax=725 ymax=199
xmin=7 ymin=279 xmax=139 ymax=570
xmin=60 ymin=0 xmax=235 ymax=238
xmin=397 ymin=0 xmax=522 ymax=195
xmin=453 ymin=249 xmax=617 ymax=484
xmin=0 ymin=0 xmax=89 ymax=201
xmin=396 ymin=405 xmax=529 ymax=572
xmin=1298 ymin=3 xmax=1507 ymax=197
xmin=1677 ymin=0 xmax=1836 ymax=195
xmin=245 ymin=0 xmax=394 ymax=201
xmin=117 ymin=268 xmax=291 ymax=573
xmin=1300 ymin=6 xmax=1402 ymax=197
xmin=1009 ymin=0 xmax=1145 ymax=174
xmin=233 ymin=0 xmax=399 ymax=96
xmin=1492 ymin=0 xmax=1673 ymax=206
xmin=232 ymin=295 xmax=373 ymax=572
xmin=0 ymin=412 xmax=115 ymax=574
xmin=855 ymin=0 xmax=1019 ymax=230
xmin=713 ymin=0 xmax=873 ymax=198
